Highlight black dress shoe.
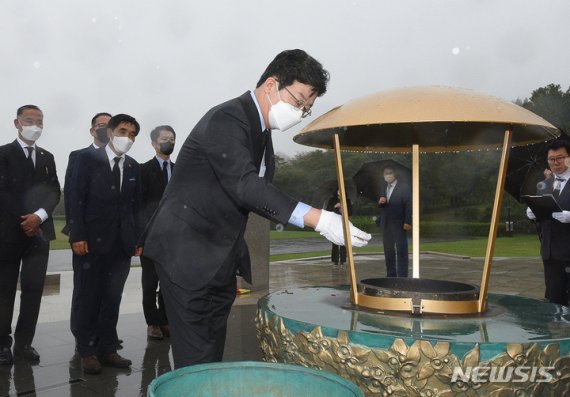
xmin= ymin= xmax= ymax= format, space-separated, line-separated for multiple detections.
xmin=0 ymin=347 xmax=13 ymax=365
xmin=14 ymin=345 xmax=40 ymax=361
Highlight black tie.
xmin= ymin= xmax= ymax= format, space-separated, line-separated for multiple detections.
xmin=162 ymin=161 xmax=169 ymax=186
xmin=263 ymin=129 xmax=274 ymax=180
xmin=25 ymin=146 xmax=35 ymax=169
xmin=113 ymin=157 xmax=121 ymax=192
xmin=553 ymin=177 xmax=565 ymax=199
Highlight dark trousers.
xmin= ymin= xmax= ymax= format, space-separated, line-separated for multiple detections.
xmin=0 ymin=237 xmax=49 ymax=348
xmin=156 ymin=262 xmax=237 ymax=369
xmin=543 ymin=260 xmax=569 ymax=306
xmin=140 ymin=256 xmax=167 ymax=326
xmin=382 ymin=220 xmax=409 ymax=277
xmin=331 ymin=244 xmax=346 ymax=264
xmin=70 ymin=242 xmax=131 ymax=357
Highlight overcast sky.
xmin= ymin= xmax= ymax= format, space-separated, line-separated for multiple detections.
xmin=1 ymin=0 xmax=569 ymax=184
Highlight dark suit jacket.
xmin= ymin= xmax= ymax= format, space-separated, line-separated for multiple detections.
xmin=378 ymin=181 xmax=412 ymax=230
xmin=68 ymin=147 xmax=142 ymax=257
xmin=62 ymin=145 xmax=97 ymax=235
xmin=536 ymin=175 xmax=570 ymax=261
xmin=140 ymin=157 xmax=174 ymax=226
xmin=143 ymin=92 xmax=298 ymax=288
xmin=0 ymin=140 xmax=60 ymax=242
xmin=326 ymin=196 xmax=353 ymax=216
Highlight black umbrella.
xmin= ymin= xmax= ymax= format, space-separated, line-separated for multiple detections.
xmin=352 ymin=159 xmax=412 ymax=202
xmin=505 ymin=131 xmax=570 ymax=202
xmin=313 ymin=179 xmax=356 ymax=209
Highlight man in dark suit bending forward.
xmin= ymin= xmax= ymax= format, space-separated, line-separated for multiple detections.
xmin=142 ymin=49 xmax=371 ymax=369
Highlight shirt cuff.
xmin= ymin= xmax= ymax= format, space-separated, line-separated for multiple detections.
xmin=288 ymin=202 xmax=312 ymax=228
xmin=34 ymin=209 xmax=48 ymax=224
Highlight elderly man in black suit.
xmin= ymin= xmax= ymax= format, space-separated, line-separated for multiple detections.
xmin=527 ymin=140 xmax=570 ymax=306
xmin=377 ymin=166 xmax=412 ymax=278
xmin=0 ymin=105 xmax=60 ymax=365
xmin=68 ymin=114 xmax=143 ymax=374
xmin=140 ymin=125 xmax=176 ymax=340
xmin=143 ymin=49 xmax=371 ymax=369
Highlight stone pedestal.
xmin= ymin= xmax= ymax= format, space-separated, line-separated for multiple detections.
xmin=238 ymin=213 xmax=270 ymax=292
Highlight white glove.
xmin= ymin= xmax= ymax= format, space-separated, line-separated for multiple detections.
xmin=315 ymin=210 xmax=372 ymax=247
xmin=552 ymin=210 xmax=570 ymax=223
xmin=526 ymin=207 xmax=536 ymax=220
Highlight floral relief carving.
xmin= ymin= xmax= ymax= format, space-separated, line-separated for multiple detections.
xmin=256 ymin=310 xmax=570 ymax=396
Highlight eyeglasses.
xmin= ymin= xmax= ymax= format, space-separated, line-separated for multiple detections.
xmin=282 ymin=86 xmax=312 ymax=118
xmin=93 ymin=123 xmax=107 ymax=129
xmin=547 ymin=156 xmax=569 ymax=164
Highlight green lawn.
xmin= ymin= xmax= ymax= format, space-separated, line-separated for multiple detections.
xmin=420 ymin=235 xmax=540 ymax=257
xmin=268 ymin=236 xmax=541 ymax=262
xmin=269 ymin=230 xmax=321 ymax=240
xmin=52 ymin=217 xmax=541 ymax=259
xmin=51 ymin=217 xmax=70 ymax=250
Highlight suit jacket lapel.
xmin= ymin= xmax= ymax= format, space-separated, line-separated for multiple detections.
xmin=558 ymin=178 xmax=570 ymax=201
xmin=121 ymin=157 xmax=135 ymax=199
xmin=10 ymin=140 xmax=36 ymax=175
xmin=34 ymin=147 xmax=48 ymax=178
xmin=237 ymin=92 xmax=265 ymax=172
xmin=94 ymin=148 xmax=119 ymax=198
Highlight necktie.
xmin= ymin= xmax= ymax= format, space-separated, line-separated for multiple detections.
xmin=25 ymin=146 xmax=35 ymax=169
xmin=162 ymin=161 xmax=169 ymax=185
xmin=113 ymin=157 xmax=121 ymax=191
xmin=386 ymin=184 xmax=393 ymax=202
xmin=263 ymin=129 xmax=274 ymax=180
xmin=553 ymin=177 xmax=565 ymax=199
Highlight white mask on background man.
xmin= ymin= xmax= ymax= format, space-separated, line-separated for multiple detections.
xmin=267 ymin=85 xmax=303 ymax=132
xmin=112 ymin=135 xmax=134 ymax=155
xmin=20 ymin=125 xmax=43 ymax=141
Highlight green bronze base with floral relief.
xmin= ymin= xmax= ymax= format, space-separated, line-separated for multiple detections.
xmin=256 ymin=286 xmax=570 ymax=396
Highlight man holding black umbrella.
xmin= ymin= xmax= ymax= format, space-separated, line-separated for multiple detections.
xmin=377 ymin=166 xmax=412 ymax=278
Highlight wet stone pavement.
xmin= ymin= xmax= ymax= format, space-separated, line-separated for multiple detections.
xmin=1 ymin=238 xmax=553 ymax=396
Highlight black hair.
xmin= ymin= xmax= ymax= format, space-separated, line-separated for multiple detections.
xmin=256 ymin=49 xmax=330 ymax=96
xmin=546 ymin=139 xmax=570 ymax=154
xmin=91 ymin=112 xmax=112 ymax=127
xmin=17 ymin=105 xmax=42 ymax=117
xmin=150 ymin=125 xmax=176 ymax=143
xmin=107 ymin=114 xmax=140 ymax=136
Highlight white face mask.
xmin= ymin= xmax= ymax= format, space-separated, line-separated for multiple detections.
xmin=20 ymin=125 xmax=42 ymax=141
xmin=384 ymin=174 xmax=396 ymax=184
xmin=267 ymin=85 xmax=303 ymax=132
xmin=111 ymin=135 xmax=134 ymax=155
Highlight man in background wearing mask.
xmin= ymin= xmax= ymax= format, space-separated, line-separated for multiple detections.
xmin=62 ymin=112 xmax=112 ymax=236
xmin=140 ymin=125 xmax=176 ymax=340
xmin=63 ymin=112 xmax=121 ymax=353
xmin=377 ymin=166 xmax=412 ymax=278
xmin=142 ymin=49 xmax=371 ymax=369
xmin=68 ymin=114 xmax=143 ymax=374
xmin=0 ymin=105 xmax=60 ymax=365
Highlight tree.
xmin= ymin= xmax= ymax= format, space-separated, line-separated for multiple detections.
xmin=521 ymin=83 xmax=570 ymax=132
